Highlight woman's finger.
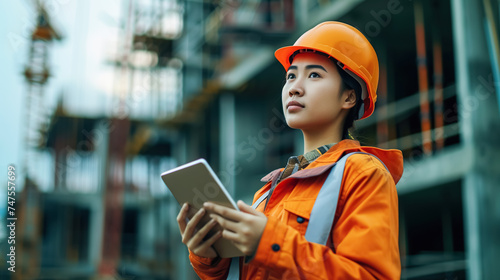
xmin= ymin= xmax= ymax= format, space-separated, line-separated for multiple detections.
xmin=189 ymin=219 xmax=218 ymax=247
xmin=176 ymin=203 xmax=189 ymax=235
xmin=182 ymin=207 xmax=205 ymax=244
xmin=204 ymin=202 xmax=244 ymax=221
xmin=237 ymin=200 xmax=265 ymax=217
xmin=220 ymin=228 xmax=240 ymax=242
xmin=195 ymin=230 xmax=223 ymax=253
xmin=236 ymin=200 xmax=261 ymax=215
xmin=210 ymin=213 xmax=239 ymax=232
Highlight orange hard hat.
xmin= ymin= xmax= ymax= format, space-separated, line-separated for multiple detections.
xmin=275 ymin=21 xmax=379 ymax=120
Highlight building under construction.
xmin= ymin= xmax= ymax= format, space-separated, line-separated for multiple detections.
xmin=2 ymin=0 xmax=499 ymax=279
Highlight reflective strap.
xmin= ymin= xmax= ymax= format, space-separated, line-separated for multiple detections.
xmin=305 ymin=152 xmax=386 ymax=245
xmin=252 ymin=190 xmax=270 ymax=209
xmin=227 ymin=257 xmax=239 ymax=280
xmin=304 ymin=152 xmax=352 ymax=244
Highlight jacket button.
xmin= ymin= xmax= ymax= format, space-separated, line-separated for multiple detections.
xmin=296 ymin=216 xmax=305 ymax=224
xmin=271 ymin=244 xmax=280 ymax=252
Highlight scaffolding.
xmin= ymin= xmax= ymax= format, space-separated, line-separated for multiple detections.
xmin=17 ymin=2 xmax=61 ymax=280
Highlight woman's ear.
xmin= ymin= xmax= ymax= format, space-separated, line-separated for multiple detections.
xmin=341 ymin=89 xmax=357 ymax=110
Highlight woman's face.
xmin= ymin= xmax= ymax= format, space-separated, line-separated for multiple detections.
xmin=282 ymin=52 xmax=348 ymax=131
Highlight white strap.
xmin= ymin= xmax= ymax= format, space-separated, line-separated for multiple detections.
xmin=304 ymin=152 xmax=354 ymax=244
xmin=306 ymin=152 xmax=386 ymax=245
xmin=227 ymin=257 xmax=239 ymax=280
xmin=252 ymin=190 xmax=270 ymax=210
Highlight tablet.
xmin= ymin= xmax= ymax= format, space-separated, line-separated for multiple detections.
xmin=161 ymin=158 xmax=244 ymax=258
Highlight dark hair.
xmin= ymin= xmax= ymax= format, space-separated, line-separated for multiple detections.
xmin=289 ymin=50 xmax=363 ymax=140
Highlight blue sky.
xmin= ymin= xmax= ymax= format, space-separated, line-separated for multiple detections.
xmin=0 ymin=1 xmax=32 ymax=218
xmin=0 ymin=1 xmax=31 ymax=162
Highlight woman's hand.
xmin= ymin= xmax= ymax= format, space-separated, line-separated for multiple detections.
xmin=203 ymin=200 xmax=267 ymax=256
xmin=177 ymin=203 xmax=222 ymax=258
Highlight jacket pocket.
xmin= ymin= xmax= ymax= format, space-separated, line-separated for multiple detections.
xmin=282 ymin=199 xmax=315 ymax=236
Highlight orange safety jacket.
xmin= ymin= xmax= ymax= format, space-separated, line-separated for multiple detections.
xmin=189 ymin=139 xmax=404 ymax=279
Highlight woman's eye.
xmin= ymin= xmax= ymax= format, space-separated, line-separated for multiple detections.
xmin=309 ymin=72 xmax=321 ymax=78
xmin=286 ymin=73 xmax=296 ymax=80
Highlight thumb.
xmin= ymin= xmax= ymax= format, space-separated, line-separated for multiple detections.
xmin=237 ymin=200 xmax=264 ymax=216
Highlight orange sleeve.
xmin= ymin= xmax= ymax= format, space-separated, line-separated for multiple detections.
xmin=249 ymin=155 xmax=400 ymax=279
xmin=188 ymin=251 xmax=232 ymax=280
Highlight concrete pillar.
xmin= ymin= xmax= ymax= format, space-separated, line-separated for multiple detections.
xmin=88 ymin=120 xmax=108 ymax=268
xmin=89 ymin=198 xmax=104 ymax=268
xmin=296 ymin=0 xmax=309 ymax=28
xmin=451 ymin=0 xmax=500 ymax=279
xmin=137 ymin=204 xmax=154 ymax=260
xmin=219 ymin=93 xmax=236 ymax=196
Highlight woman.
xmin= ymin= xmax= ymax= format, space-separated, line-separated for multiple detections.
xmin=177 ymin=21 xmax=403 ymax=279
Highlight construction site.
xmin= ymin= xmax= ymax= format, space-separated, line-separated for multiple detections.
xmin=0 ymin=0 xmax=499 ymax=279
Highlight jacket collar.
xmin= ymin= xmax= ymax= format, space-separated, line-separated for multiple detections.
xmin=260 ymin=139 xmax=404 ymax=184
xmin=261 ymin=168 xmax=282 ymax=182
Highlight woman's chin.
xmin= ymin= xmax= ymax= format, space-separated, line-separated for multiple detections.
xmin=286 ymin=120 xmax=307 ymax=130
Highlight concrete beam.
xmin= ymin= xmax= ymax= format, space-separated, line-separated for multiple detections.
xmin=397 ymin=145 xmax=472 ymax=195
xmin=219 ymin=47 xmax=274 ymax=90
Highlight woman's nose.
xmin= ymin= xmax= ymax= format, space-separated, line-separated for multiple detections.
xmin=288 ymin=82 xmax=304 ymax=97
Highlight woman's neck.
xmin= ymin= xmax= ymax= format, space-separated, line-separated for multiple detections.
xmin=301 ymin=123 xmax=343 ymax=154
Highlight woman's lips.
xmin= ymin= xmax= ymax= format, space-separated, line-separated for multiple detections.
xmin=287 ymin=100 xmax=304 ymax=112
